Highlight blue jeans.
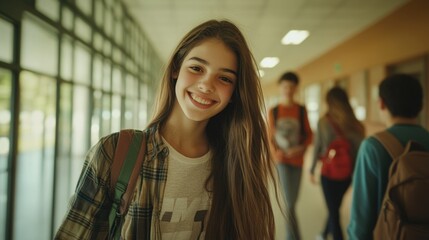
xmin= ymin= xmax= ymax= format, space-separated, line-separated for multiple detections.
xmin=277 ymin=163 xmax=302 ymax=240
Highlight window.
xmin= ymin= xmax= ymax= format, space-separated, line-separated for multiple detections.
xmin=0 ymin=19 xmax=13 ymax=63
xmin=0 ymin=69 xmax=12 ymax=239
xmin=21 ymin=13 xmax=58 ymax=76
xmin=15 ymin=71 xmax=56 ymax=240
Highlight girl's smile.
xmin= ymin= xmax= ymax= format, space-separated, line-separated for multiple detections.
xmin=189 ymin=92 xmax=216 ymax=108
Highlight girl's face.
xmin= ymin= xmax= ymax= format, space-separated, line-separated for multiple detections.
xmin=174 ymin=38 xmax=237 ymax=122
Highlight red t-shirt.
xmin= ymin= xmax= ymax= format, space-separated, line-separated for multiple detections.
xmin=268 ymin=103 xmax=313 ymax=167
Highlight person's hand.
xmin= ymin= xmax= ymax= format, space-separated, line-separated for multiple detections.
xmin=275 ymin=149 xmax=285 ymax=160
xmin=310 ymin=173 xmax=317 ymax=185
xmin=284 ymin=145 xmax=305 ymax=158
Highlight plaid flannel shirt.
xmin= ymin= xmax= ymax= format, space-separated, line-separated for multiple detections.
xmin=55 ymin=125 xmax=169 ymax=239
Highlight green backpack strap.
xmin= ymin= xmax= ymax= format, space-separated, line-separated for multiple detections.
xmin=108 ymin=129 xmax=146 ymax=240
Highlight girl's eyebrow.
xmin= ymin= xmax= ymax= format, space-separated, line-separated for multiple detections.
xmin=188 ymin=56 xmax=237 ymax=77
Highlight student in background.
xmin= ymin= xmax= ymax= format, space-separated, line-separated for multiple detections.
xmin=310 ymin=86 xmax=365 ymax=240
xmin=56 ymin=19 xmax=283 ymax=240
xmin=268 ymin=71 xmax=313 ymax=240
xmin=348 ymin=73 xmax=429 ymax=240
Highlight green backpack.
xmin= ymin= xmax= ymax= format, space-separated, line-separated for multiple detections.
xmin=108 ymin=129 xmax=146 ymax=240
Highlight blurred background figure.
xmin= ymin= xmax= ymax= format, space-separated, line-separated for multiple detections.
xmin=310 ymin=86 xmax=365 ymax=240
xmin=348 ymin=74 xmax=429 ymax=240
xmin=268 ymin=71 xmax=313 ymax=240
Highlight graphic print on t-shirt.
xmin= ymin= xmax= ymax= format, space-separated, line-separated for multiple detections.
xmin=160 ymin=195 xmax=209 ymax=240
xmin=275 ymin=117 xmax=300 ymax=152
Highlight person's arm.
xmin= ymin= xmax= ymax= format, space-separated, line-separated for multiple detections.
xmin=347 ymin=138 xmax=381 ymax=240
xmin=55 ymin=135 xmax=117 ymax=240
xmin=309 ymin=119 xmax=323 ymax=184
xmin=301 ymin=106 xmax=313 ymax=148
xmin=267 ymin=107 xmax=284 ymax=161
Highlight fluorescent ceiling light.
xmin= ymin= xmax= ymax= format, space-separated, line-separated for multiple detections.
xmin=281 ymin=30 xmax=310 ymax=45
xmin=260 ymin=57 xmax=279 ymax=68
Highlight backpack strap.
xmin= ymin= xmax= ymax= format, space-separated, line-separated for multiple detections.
xmin=373 ymin=130 xmax=404 ymax=159
xmin=272 ymin=105 xmax=279 ymax=125
xmin=109 ymin=129 xmax=146 ymax=239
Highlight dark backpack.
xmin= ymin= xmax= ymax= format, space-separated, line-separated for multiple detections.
xmin=373 ymin=130 xmax=429 ymax=240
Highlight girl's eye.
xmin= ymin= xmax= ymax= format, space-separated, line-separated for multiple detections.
xmin=220 ymin=76 xmax=235 ymax=84
xmin=189 ymin=66 xmax=202 ymax=72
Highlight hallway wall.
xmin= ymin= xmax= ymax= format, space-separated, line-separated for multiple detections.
xmin=262 ymin=0 xmax=429 ymax=131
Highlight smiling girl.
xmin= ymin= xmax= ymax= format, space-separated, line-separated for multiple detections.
xmin=56 ymin=19 xmax=282 ymax=240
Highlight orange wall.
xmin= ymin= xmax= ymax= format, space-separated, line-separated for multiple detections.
xmin=263 ymin=0 xmax=429 ymax=95
xmin=297 ymin=0 xmax=429 ymax=85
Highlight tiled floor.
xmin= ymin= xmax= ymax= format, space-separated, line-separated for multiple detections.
xmin=274 ymin=145 xmax=353 ymax=240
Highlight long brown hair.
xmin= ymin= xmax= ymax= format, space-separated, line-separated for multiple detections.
xmin=147 ymin=20 xmax=277 ymax=239
xmin=326 ymin=86 xmax=365 ymax=137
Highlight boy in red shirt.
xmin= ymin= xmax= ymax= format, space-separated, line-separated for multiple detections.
xmin=268 ymin=71 xmax=313 ymax=240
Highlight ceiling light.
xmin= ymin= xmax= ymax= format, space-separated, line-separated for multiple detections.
xmin=260 ymin=57 xmax=279 ymax=68
xmin=281 ymin=30 xmax=310 ymax=45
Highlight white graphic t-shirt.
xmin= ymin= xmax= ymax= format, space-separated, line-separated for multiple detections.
xmin=274 ymin=117 xmax=301 ymax=152
xmin=160 ymin=138 xmax=211 ymax=240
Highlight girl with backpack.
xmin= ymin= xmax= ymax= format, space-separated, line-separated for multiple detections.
xmin=55 ymin=19 xmax=283 ymax=240
xmin=309 ymin=87 xmax=365 ymax=240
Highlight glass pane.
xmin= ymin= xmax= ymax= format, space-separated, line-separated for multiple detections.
xmin=76 ymin=0 xmax=92 ymax=17
xmin=111 ymin=94 xmax=121 ymax=132
xmin=93 ymin=32 xmax=103 ymax=52
xmin=21 ymin=13 xmax=58 ymax=76
xmin=113 ymin=47 xmax=121 ymax=63
xmin=94 ymin=0 xmax=104 ymax=28
xmin=113 ymin=0 xmax=122 ymax=20
xmin=36 ymin=0 xmax=59 ymax=21
xmin=70 ymin=86 xmax=90 ymax=187
xmin=93 ymin=55 xmax=103 ymax=89
xmin=114 ymin=20 xmax=122 ymax=45
xmin=53 ymin=82 xmax=72 ymax=231
xmin=112 ymin=66 xmax=122 ymax=94
xmin=0 ymin=69 xmax=11 ymax=239
xmin=0 ymin=18 xmax=14 ymax=63
xmin=102 ymin=60 xmax=111 ymax=91
xmin=124 ymin=98 xmax=134 ymax=128
xmin=105 ymin=0 xmax=113 ymax=7
xmin=15 ymin=71 xmax=56 ymax=240
xmin=60 ymin=36 xmax=73 ymax=81
xmin=91 ymin=91 xmax=102 ymax=145
xmin=74 ymin=43 xmax=91 ymax=84
xmin=103 ymin=39 xmax=111 ymax=57
xmin=125 ymin=74 xmax=135 ymax=97
xmin=62 ymin=6 xmax=73 ymax=31
xmin=101 ymin=93 xmax=111 ymax=137
xmin=75 ymin=17 xmax=91 ymax=43
xmin=104 ymin=8 xmax=113 ymax=37
xmin=139 ymin=98 xmax=148 ymax=127
xmin=140 ymin=81 xmax=148 ymax=100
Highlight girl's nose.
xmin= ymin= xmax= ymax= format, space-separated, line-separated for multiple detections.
xmin=197 ymin=75 xmax=215 ymax=93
